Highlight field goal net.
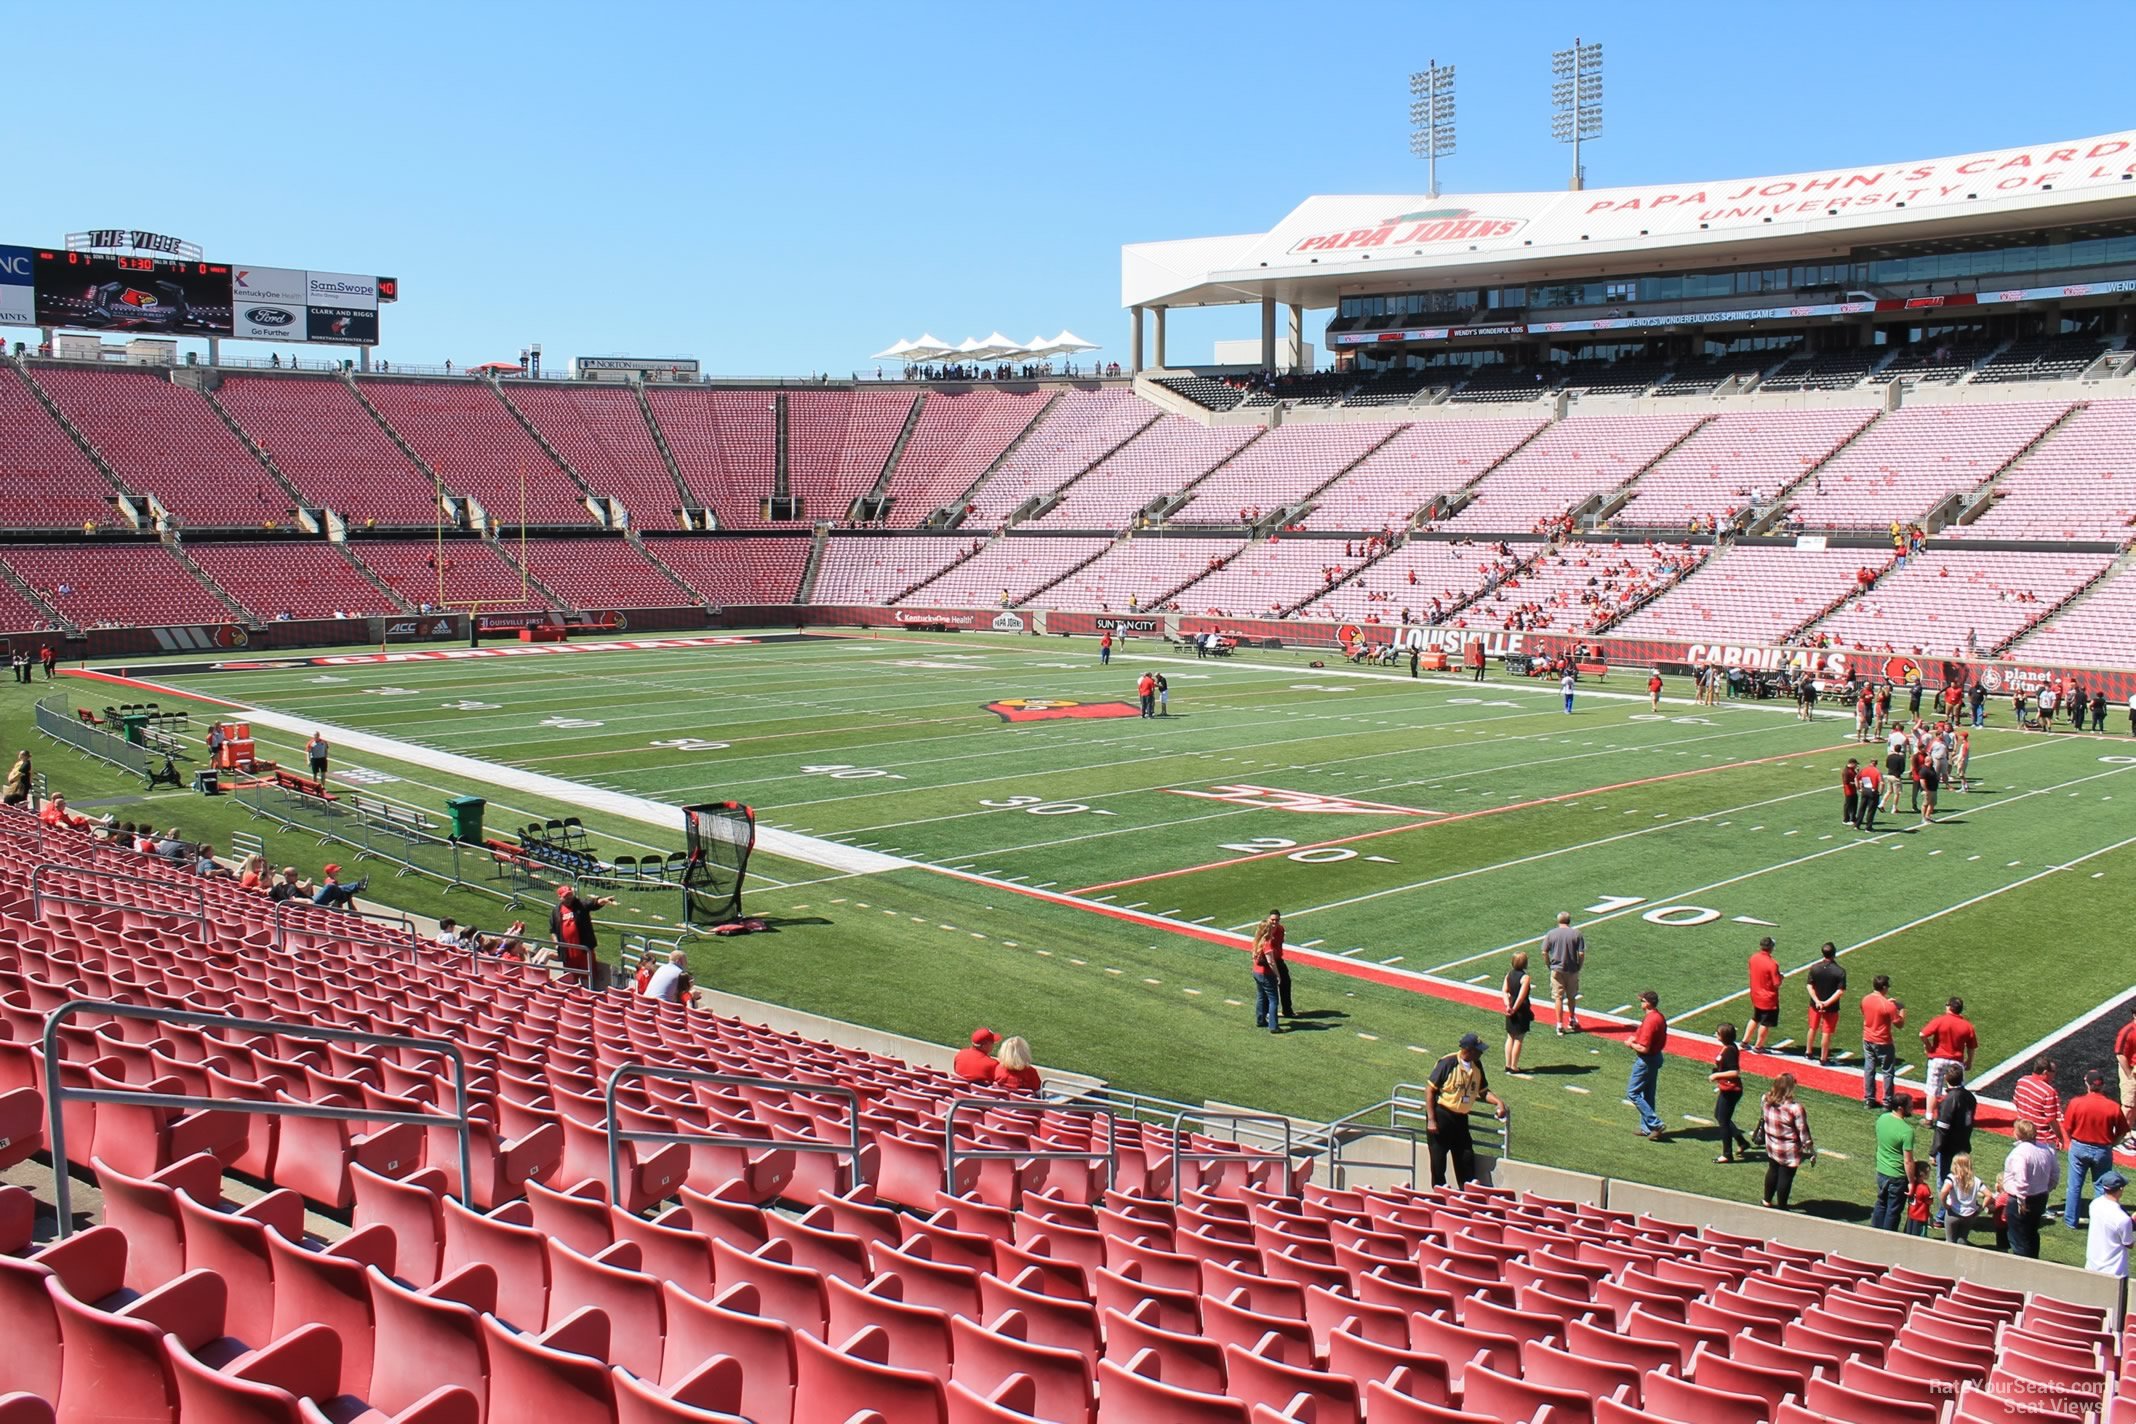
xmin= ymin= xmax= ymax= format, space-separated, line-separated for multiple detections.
xmin=682 ymin=801 xmax=755 ymax=927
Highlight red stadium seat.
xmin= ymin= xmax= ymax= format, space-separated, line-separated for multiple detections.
xmin=793 ymin=1327 xmax=947 ymax=1424
xmin=1095 ymin=1349 xmax=1249 ymax=1424
xmin=481 ymin=1306 xmax=614 ymax=1424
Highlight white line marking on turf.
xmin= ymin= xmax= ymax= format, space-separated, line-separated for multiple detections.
xmin=1976 ymin=985 xmax=2136 ymax=1086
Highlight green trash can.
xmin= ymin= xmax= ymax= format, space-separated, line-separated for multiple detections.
xmin=118 ymin=712 xmax=152 ymax=746
xmin=445 ymin=795 xmax=487 ymax=844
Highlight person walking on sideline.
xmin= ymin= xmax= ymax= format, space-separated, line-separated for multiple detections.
xmin=1919 ymin=996 xmax=1977 ymax=1117
xmin=2064 ymin=1070 xmax=2128 ymax=1229
xmin=1648 ymin=671 xmax=1663 ymax=712
xmin=2087 ymin=1173 xmax=2132 ymax=1278
xmin=1710 ymin=1023 xmax=1752 ymax=1163
xmin=1856 ymin=760 xmax=1882 ymax=831
xmin=1155 ymin=673 xmax=1169 ymax=717
xmin=1761 ymin=1074 xmax=1815 ymax=1210
xmin=1503 ymin=951 xmax=1534 ymax=1075
xmin=1560 ymin=667 xmax=1577 ymax=714
xmin=2116 ymin=1002 xmax=2136 ymax=1147
xmin=1745 ymin=937 xmax=1782 ymax=1052
xmin=1426 ymin=1032 xmax=1507 ymax=1187
xmin=1805 ymin=941 xmax=1846 ymax=1065
xmin=1250 ymin=927 xmax=1282 ymax=1034
xmin=1840 ymin=758 xmax=1861 ymax=828
xmin=1465 ymin=638 xmax=1485 ymax=683
xmin=1254 ymin=909 xmax=1293 ymax=1018
xmin=1860 ymin=974 xmax=1903 ymax=1108
xmin=1871 ymin=1094 xmax=1919 ymax=1231
xmin=1542 ymin=912 xmax=1585 ymax=1034
xmin=1627 ymin=990 xmax=1667 ymax=1141
xmin=306 ymin=731 xmax=330 ymax=783
xmin=2003 ymin=1120 xmax=2059 ymax=1258
xmin=1098 ymin=630 xmax=1113 ymax=665
xmin=1136 ymin=672 xmax=1155 ymax=718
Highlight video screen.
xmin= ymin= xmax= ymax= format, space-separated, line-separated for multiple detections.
xmin=33 ymin=250 xmax=233 ymax=334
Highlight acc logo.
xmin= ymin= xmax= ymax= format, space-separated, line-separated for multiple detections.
xmin=1882 ymin=655 xmax=1923 ymax=685
xmin=1291 ymin=207 xmax=1527 ymax=255
xmin=984 ymin=698 xmax=1140 ymax=723
xmin=244 ymin=306 xmax=295 ymax=327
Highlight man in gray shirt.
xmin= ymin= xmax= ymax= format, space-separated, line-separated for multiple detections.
xmin=1542 ymin=911 xmax=1586 ymax=1035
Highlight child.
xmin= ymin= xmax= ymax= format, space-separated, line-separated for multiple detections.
xmin=1904 ymin=1159 xmax=1933 ymax=1236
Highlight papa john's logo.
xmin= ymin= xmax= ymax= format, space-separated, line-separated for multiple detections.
xmin=1290 ymin=206 xmax=1527 ymax=256
xmin=985 ymin=698 xmax=1141 ymax=723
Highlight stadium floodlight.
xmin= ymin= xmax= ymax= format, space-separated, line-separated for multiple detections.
xmin=1550 ymin=37 xmax=1603 ymax=190
xmin=1408 ymin=61 xmax=1456 ymax=197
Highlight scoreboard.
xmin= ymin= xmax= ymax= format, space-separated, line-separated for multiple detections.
xmin=32 ymin=250 xmax=233 ymax=336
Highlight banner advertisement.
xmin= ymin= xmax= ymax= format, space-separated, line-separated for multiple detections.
xmin=306 ymin=306 xmax=379 ymax=345
xmin=305 ymin=272 xmax=378 ymax=310
xmin=0 ymin=246 xmax=33 ymax=327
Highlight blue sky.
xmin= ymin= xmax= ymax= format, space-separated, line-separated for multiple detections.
xmin=5 ymin=0 xmax=2128 ymax=374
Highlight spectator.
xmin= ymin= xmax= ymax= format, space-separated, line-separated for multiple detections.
xmin=235 ymin=853 xmax=266 ymax=891
xmin=2064 ymin=1070 xmax=2128 ymax=1229
xmin=1871 ymin=1094 xmax=1918 ymax=1231
xmin=631 ymin=947 xmax=660 ymax=993
xmin=2 ymin=751 xmax=31 ymax=807
xmin=2114 ymin=1003 xmax=2136 ymax=1148
xmin=1502 ymin=952 xmax=1534 ymax=1074
xmin=312 ymin=863 xmax=368 ymax=910
xmin=267 ymin=866 xmax=312 ymax=902
xmin=1627 ymin=990 xmax=1667 ymax=1141
xmin=1542 ymin=911 xmax=1585 ymax=1034
xmin=1710 ymin=1022 xmax=1752 ymax=1164
xmin=307 ymin=731 xmax=330 ymax=783
xmin=1929 ymin=1064 xmax=1976 ymax=1226
xmin=952 ymin=1028 xmax=1000 ymax=1082
xmin=435 ymin=918 xmax=465 ymax=951
xmin=551 ymin=882 xmax=617 ymax=989
xmin=39 ymin=794 xmax=91 ymax=831
xmin=1745 ymin=937 xmax=1782 ymax=1052
xmin=644 ymin=949 xmax=692 ymax=1004
xmin=193 ymin=844 xmax=232 ymax=879
xmin=1426 ymin=1031 xmax=1507 ymax=1187
xmin=2002 ymin=1120 xmax=2059 ymax=1259
xmin=1255 ymin=909 xmax=1293 ymax=1019
xmin=1760 ymin=1073 xmax=1815 ymax=1210
xmin=1940 ymin=1153 xmax=1996 ymax=1246
xmin=2011 ymin=1057 xmax=2065 ymax=1149
xmin=1904 ymin=1160 xmax=1933 ymax=1237
xmin=153 ymin=827 xmax=188 ymax=859
xmin=2086 ymin=1173 xmax=2131 ymax=1279
xmin=1803 ymin=941 xmax=1846 ymax=1065
xmin=990 ymin=1036 xmax=1041 ymax=1094
xmin=1250 ymin=927 xmax=1282 ymax=1035
xmin=1918 ymin=996 xmax=1976 ymax=1116
xmin=1860 ymin=974 xmax=1903 ymax=1109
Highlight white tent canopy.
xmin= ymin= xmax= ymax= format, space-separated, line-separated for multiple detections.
xmin=1047 ymin=329 xmax=1098 ymax=353
xmin=873 ymin=329 xmax=1097 ymax=364
xmin=871 ymin=337 xmax=919 ymax=360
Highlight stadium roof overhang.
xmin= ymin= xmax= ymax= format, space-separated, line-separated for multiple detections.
xmin=1122 ymin=128 xmax=2136 ymax=312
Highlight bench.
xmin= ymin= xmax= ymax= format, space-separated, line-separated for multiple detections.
xmin=353 ymin=794 xmax=437 ymax=841
xmin=1577 ymin=661 xmax=1609 ymax=681
xmin=274 ymin=769 xmax=336 ymax=801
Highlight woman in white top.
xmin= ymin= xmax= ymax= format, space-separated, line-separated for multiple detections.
xmin=1939 ymin=1152 xmax=1999 ymax=1248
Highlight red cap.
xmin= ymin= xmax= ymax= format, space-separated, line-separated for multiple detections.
xmin=971 ymin=1028 xmax=998 ymax=1047
xmin=322 ymin=863 xmax=340 ymax=876
xmin=557 ymin=886 xmax=574 ymax=899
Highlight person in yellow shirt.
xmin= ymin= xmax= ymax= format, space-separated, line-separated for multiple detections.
xmin=1427 ymin=1031 xmax=1508 ymax=1186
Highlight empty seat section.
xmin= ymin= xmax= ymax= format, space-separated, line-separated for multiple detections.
xmin=645 ymin=388 xmax=777 ymax=528
xmin=1302 ymin=417 xmax=1546 ymax=533
xmin=1461 ymin=542 xmax=1706 ymax=634
xmin=1170 ymin=539 xmax=1386 ymax=618
xmin=1612 ymin=408 xmax=1876 ymax=529
xmin=188 ymin=543 xmax=399 ymax=620
xmin=1444 ymin=413 xmax=1707 ymax=533
xmin=347 ymin=539 xmax=553 ymax=614
xmin=1030 ymin=418 xmax=1258 ymax=530
xmin=1170 ymin=423 xmax=1401 ymax=524
xmin=2009 ymin=561 xmax=2136 ymax=665
xmin=639 ymin=536 xmax=809 ymax=605
xmin=215 ymin=374 xmax=438 ymax=525
xmin=504 ymin=383 xmax=688 ymax=528
xmin=510 ymin=539 xmax=694 ymax=610
xmin=1 ymin=543 xmax=229 ymax=626
xmin=1961 ymin=398 xmax=2136 ymax=542
xmin=1611 ymin=549 xmax=1873 ymax=645
xmin=885 ymin=389 xmax=1049 ymax=527
xmin=0 ymin=365 xmax=121 ymax=529
xmin=29 ymin=364 xmax=274 ymax=527
xmin=963 ymin=392 xmax=1153 ymax=526
xmin=812 ymin=537 xmax=975 ymax=605
xmin=1300 ymin=541 xmax=1520 ymax=625
xmin=1782 ymin=401 xmax=2068 ymax=530
xmin=901 ymin=536 xmax=1112 ymax=607
xmin=1810 ymin=550 xmax=2112 ymax=658
xmin=357 ymin=379 xmax=594 ymax=525
xmin=787 ymin=389 xmax=916 ymax=523
xmin=1036 ymin=537 xmax=1243 ymax=611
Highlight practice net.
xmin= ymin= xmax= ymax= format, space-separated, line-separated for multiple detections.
xmin=682 ymin=801 xmax=755 ymax=926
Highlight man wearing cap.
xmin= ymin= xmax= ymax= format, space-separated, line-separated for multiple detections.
xmin=2064 ymin=1069 xmax=2129 ymax=1229
xmin=310 ymin=863 xmax=368 ymax=910
xmin=551 ymin=882 xmax=617 ymax=989
xmin=1627 ymin=989 xmax=1668 ymax=1140
xmin=2086 ymin=1173 xmax=2132 ymax=1279
xmin=1426 ymin=1032 xmax=1507 ymax=1187
xmin=953 ymin=1029 xmax=1000 ymax=1082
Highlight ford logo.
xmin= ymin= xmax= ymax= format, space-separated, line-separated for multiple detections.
xmin=245 ymin=306 xmax=295 ymax=327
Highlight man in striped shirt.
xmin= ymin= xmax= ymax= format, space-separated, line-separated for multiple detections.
xmin=2012 ymin=1058 xmax=2065 ymax=1150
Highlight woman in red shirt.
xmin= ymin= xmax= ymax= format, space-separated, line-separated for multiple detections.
xmin=991 ymin=1036 xmax=1042 ymax=1094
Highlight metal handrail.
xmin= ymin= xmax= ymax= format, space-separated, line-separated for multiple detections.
xmin=30 ymin=864 xmax=209 ymax=931
xmin=272 ymin=896 xmax=417 ymax=952
xmin=943 ymin=1097 xmax=1118 ymax=1194
xmin=42 ymin=999 xmax=473 ymax=1236
xmin=603 ymin=1064 xmax=862 ymax=1205
xmin=1306 ymin=1098 xmax=1428 ymax=1191
xmin=1391 ymin=1078 xmax=1513 ymax=1165
xmin=1164 ymin=1109 xmax=1299 ymax=1203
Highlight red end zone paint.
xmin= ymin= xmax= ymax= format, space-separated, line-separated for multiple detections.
xmin=984 ymin=699 xmax=1141 ymax=723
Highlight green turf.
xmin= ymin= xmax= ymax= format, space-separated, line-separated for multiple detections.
xmin=18 ymin=629 xmax=2136 ymax=1266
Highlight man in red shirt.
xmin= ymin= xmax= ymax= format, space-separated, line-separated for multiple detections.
xmin=1859 ymin=973 xmax=1904 ymax=1109
xmin=1136 ymin=672 xmax=1155 ymax=719
xmin=952 ymin=1028 xmax=999 ymax=1082
xmin=2012 ymin=1057 xmax=2065 ymax=1149
xmin=1918 ymin=996 xmax=1977 ymax=1117
xmin=1840 ymin=759 xmax=1861 ymax=828
xmin=1647 ymin=672 xmax=1663 ymax=713
xmin=2064 ymin=1070 xmax=2129 ymax=1228
xmin=1098 ymin=630 xmax=1113 ymax=665
xmin=37 ymin=794 xmax=90 ymax=831
xmin=1745 ymin=937 xmax=1782 ymax=1052
xmin=1627 ymin=989 xmax=1667 ymax=1140
xmin=2115 ymin=1003 xmax=2136 ymax=1147
xmin=1856 ymin=763 xmax=1882 ymax=831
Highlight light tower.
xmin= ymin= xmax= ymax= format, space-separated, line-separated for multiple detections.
xmin=1409 ymin=61 xmax=1456 ymax=198
xmin=1551 ymin=38 xmax=1603 ymax=191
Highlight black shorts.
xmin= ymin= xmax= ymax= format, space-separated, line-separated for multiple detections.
xmin=1752 ymin=1007 xmax=1780 ymax=1028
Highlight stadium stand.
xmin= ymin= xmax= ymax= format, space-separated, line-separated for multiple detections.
xmin=636 ymin=535 xmax=809 ymax=605
xmin=1012 ymin=535 xmax=1245 ymax=611
xmin=644 ymin=388 xmax=778 ymax=528
xmin=187 ymin=541 xmax=402 ymax=620
xmin=0 ymin=578 xmax=57 ymax=635
xmin=786 ymin=388 xmax=915 ymax=524
xmin=25 ymin=365 xmax=281 ymax=528
xmin=811 ymin=535 xmax=974 ymax=606
xmin=1154 ymin=374 xmax=1248 ymax=412
xmin=2008 ymin=558 xmax=2136 ymax=665
xmin=347 ymin=539 xmax=555 ymax=614
xmin=1959 ymin=398 xmax=2136 ymax=543
xmin=1559 ymin=355 xmax=1675 ymax=396
xmin=1342 ymin=367 xmax=1446 ymax=408
xmin=902 ymin=535 xmax=1112 ymax=607
xmin=1872 ymin=338 xmax=2000 ymax=385
xmin=1972 ymin=332 xmax=2112 ymax=384
xmin=1448 ymin=363 xmax=1564 ymax=403
xmin=881 ymin=388 xmax=1049 ymax=527
xmin=0 ymin=365 xmax=123 ymax=530
xmin=1029 ymin=418 xmax=1258 ymax=530
xmin=1463 ymin=541 xmax=1706 ymax=634
xmin=1299 ymin=539 xmax=1532 ymax=625
xmin=1652 ymin=352 xmax=1786 ymax=397
xmin=1168 ymin=537 xmax=1378 ymax=617
xmin=1782 ymin=401 xmax=2071 ymax=531
xmin=1811 ymin=549 xmax=2114 ymax=658
xmin=214 ymin=374 xmax=441 ymax=526
xmin=961 ymin=391 xmax=1154 ymax=527
xmin=1301 ymin=417 xmax=1549 ymax=533
xmin=1758 ymin=348 xmax=1883 ymax=392
xmin=1444 ymin=413 xmax=1708 ymax=534
xmin=1168 ymin=422 xmax=1400 ymax=525
xmin=1609 ymin=548 xmax=1880 ymax=646
xmin=357 ymin=379 xmax=596 ymax=526
xmin=509 ymin=538 xmax=701 ymax=610
xmin=1609 ymin=409 xmax=1877 ymax=531
xmin=0 ymin=542 xmax=232 ymax=627
xmin=501 ymin=383 xmax=691 ymax=528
